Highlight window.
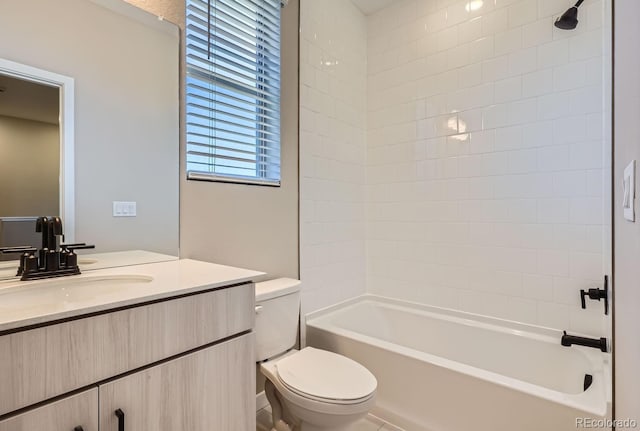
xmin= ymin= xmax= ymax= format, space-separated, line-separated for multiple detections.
xmin=185 ymin=0 xmax=281 ymax=185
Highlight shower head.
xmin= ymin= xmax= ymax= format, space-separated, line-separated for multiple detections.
xmin=554 ymin=0 xmax=585 ymax=30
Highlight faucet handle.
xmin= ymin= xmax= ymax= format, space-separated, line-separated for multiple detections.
xmin=1 ymin=248 xmax=37 ymax=276
xmin=60 ymin=243 xmax=86 ymax=249
xmin=0 ymin=246 xmax=35 ymax=252
xmin=65 ymin=244 xmax=95 ymax=251
xmin=579 ymin=276 xmax=609 ymax=315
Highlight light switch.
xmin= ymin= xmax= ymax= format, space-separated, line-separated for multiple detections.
xmin=113 ymin=201 xmax=137 ymax=217
xmin=623 ymin=161 xmax=635 ymax=222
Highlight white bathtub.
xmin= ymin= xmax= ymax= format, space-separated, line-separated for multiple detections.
xmin=305 ymin=296 xmax=610 ymax=431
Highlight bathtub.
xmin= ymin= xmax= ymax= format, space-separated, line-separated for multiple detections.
xmin=305 ymin=296 xmax=610 ymax=431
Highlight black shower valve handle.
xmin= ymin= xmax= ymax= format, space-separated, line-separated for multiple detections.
xmin=579 ymin=276 xmax=609 ymax=315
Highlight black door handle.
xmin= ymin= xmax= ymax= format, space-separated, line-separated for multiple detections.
xmin=115 ymin=409 xmax=125 ymax=431
xmin=74 ymin=427 xmax=84 ymax=431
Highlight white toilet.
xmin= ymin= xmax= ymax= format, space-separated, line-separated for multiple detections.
xmin=256 ymin=278 xmax=377 ymax=431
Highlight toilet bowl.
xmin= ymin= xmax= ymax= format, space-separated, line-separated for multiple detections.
xmin=255 ymin=279 xmax=377 ymax=431
xmin=261 ymin=348 xmax=377 ymax=431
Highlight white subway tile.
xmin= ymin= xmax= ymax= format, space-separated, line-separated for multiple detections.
xmin=569 ymin=252 xmax=603 ymax=280
xmin=495 ymin=76 xmax=523 ymax=103
xmin=447 ymin=43 xmax=471 ymax=69
xmin=553 ymin=62 xmax=587 ymax=91
xmin=507 ymin=0 xmax=538 ymax=28
xmin=538 ymin=198 xmax=569 ymax=224
xmin=470 ymin=129 xmax=495 ymax=154
xmin=437 ymin=26 xmax=459 ymax=51
xmin=569 ymin=30 xmax=604 ymax=62
xmin=569 ymin=197 xmax=603 ymax=225
xmin=458 ymin=108 xmax=483 ymax=132
xmin=495 ymin=27 xmax=523 ymax=56
xmin=482 ymin=103 xmax=509 ymax=129
xmin=495 ymin=126 xmax=524 ymax=151
xmin=468 ymin=36 xmax=495 ymax=63
xmin=458 ymin=16 xmax=483 ymax=44
xmin=522 ymin=121 xmax=554 ymax=148
xmin=569 ymin=142 xmax=603 ymax=170
xmin=538 ymin=0 xmax=568 ymax=19
xmin=538 ymin=249 xmax=569 ymax=276
xmin=447 ymin=1 xmax=472 ymax=26
xmin=585 ymin=0 xmax=605 ymax=31
xmin=522 ymin=273 xmax=554 ymax=301
xmin=553 ymin=116 xmax=587 ymax=145
xmin=538 ymin=39 xmax=569 ymax=69
xmin=508 ymin=148 xmax=538 ymax=173
xmin=482 ymin=55 xmax=510 ymax=83
xmin=538 ymin=145 xmax=570 ymax=172
xmin=508 ymin=47 xmax=539 ymax=76
xmin=522 ymin=19 xmax=553 ymax=48
xmin=537 ymin=92 xmax=571 ymax=120
xmin=507 ymin=98 xmax=538 ymax=125
xmin=481 ymin=8 xmax=508 ymax=36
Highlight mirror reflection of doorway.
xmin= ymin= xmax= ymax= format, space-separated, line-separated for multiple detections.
xmin=0 ymin=74 xmax=60 ymax=257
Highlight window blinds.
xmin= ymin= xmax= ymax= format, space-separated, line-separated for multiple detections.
xmin=186 ymin=0 xmax=281 ymax=185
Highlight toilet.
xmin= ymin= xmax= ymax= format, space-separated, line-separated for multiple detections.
xmin=256 ymin=278 xmax=377 ymax=431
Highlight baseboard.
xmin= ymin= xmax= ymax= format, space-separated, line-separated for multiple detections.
xmin=256 ymin=390 xmax=269 ymax=411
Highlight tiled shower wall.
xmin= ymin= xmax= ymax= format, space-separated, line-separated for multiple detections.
xmin=365 ymin=0 xmax=611 ymax=336
xmin=299 ymin=0 xmax=368 ymax=315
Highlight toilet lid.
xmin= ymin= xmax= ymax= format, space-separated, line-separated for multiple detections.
xmin=275 ymin=347 xmax=377 ymax=402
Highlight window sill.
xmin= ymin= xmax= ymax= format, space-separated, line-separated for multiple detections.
xmin=187 ymin=171 xmax=281 ymax=187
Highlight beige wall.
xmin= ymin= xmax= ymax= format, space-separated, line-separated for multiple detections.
xmin=180 ymin=1 xmax=299 ymax=279
xmin=0 ymin=116 xmax=59 ymax=216
xmin=613 ymin=0 xmax=640 ymax=422
xmin=0 ymin=0 xmax=180 ymax=255
xmin=127 ymin=0 xmax=300 ymax=278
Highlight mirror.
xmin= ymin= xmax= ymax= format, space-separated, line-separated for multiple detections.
xmin=0 ymin=0 xmax=180 ymax=278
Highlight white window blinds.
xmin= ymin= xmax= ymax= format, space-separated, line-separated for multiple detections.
xmin=186 ymin=0 xmax=281 ymax=185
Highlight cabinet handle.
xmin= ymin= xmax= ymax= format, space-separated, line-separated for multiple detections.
xmin=115 ymin=409 xmax=125 ymax=431
xmin=73 ymin=427 xmax=84 ymax=431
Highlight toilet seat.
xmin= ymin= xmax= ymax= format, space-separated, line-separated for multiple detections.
xmin=275 ymin=347 xmax=377 ymax=404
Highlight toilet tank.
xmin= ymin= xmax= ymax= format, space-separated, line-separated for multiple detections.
xmin=255 ymin=278 xmax=301 ymax=362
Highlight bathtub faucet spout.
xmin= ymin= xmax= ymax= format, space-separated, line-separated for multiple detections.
xmin=561 ymin=331 xmax=608 ymax=352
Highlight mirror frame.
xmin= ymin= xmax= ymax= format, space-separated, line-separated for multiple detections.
xmin=0 ymin=58 xmax=75 ymax=243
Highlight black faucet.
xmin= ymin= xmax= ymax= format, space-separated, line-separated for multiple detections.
xmin=1 ymin=216 xmax=94 ymax=281
xmin=561 ymin=331 xmax=608 ymax=352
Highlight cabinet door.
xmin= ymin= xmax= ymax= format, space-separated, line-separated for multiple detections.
xmin=0 ymin=388 xmax=98 ymax=431
xmin=99 ymin=333 xmax=255 ymax=431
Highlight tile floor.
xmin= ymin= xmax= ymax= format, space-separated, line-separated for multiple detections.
xmin=256 ymin=406 xmax=403 ymax=431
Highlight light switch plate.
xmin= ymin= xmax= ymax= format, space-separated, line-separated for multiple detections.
xmin=623 ymin=160 xmax=635 ymax=222
xmin=113 ymin=201 xmax=137 ymax=217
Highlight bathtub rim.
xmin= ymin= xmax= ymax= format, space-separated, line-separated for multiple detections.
xmin=305 ymin=294 xmax=610 ymax=417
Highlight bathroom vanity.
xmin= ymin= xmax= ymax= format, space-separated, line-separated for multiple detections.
xmin=0 ymin=259 xmax=262 ymax=431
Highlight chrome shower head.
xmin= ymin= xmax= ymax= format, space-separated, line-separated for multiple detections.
xmin=554 ymin=0 xmax=585 ymax=30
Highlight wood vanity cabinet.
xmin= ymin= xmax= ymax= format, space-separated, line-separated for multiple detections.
xmin=0 ymin=283 xmax=256 ymax=431
xmin=0 ymin=389 xmax=98 ymax=431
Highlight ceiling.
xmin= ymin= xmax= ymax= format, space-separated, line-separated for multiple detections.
xmin=351 ymin=0 xmax=395 ymax=15
xmin=0 ymin=74 xmax=59 ymax=125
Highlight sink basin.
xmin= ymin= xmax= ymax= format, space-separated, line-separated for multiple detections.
xmin=0 ymin=274 xmax=154 ymax=316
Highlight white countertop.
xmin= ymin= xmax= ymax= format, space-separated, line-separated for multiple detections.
xmin=0 ymin=259 xmax=264 ymax=332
